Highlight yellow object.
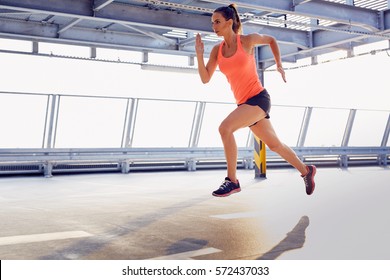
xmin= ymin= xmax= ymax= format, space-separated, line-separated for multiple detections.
xmin=254 ymin=136 xmax=266 ymax=178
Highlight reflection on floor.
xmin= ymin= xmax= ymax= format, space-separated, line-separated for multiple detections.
xmin=0 ymin=166 xmax=389 ymax=260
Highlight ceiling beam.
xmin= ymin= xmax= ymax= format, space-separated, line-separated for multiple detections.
xmin=93 ymin=0 xmax=114 ymax=12
xmin=293 ymin=0 xmax=380 ymax=32
xmin=0 ymin=0 xmax=93 ymax=17
xmin=0 ymin=28 xmax=181 ymax=54
xmin=94 ymin=2 xmax=212 ymax=33
xmin=207 ymin=0 xmax=380 ymax=31
xmin=0 ymin=9 xmax=30 ymax=16
xmin=244 ymin=22 xmax=309 ymax=49
xmin=0 ymin=10 xmax=310 ymax=51
xmin=384 ymin=9 xmax=390 ymax=30
xmin=0 ymin=8 xmax=387 ymax=56
xmin=0 ymin=0 xmax=389 ymax=62
xmin=119 ymin=23 xmax=177 ymax=45
xmin=206 ymin=0 xmax=291 ymax=13
xmin=0 ymin=0 xmax=213 ymax=32
xmin=0 ymin=0 xmax=387 ymax=36
xmin=258 ymin=25 xmax=390 ymax=64
xmin=58 ymin=18 xmax=82 ymax=34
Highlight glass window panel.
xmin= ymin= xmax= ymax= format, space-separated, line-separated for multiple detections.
xmin=0 ymin=38 xmax=31 ymax=52
xmin=55 ymin=96 xmax=127 ymax=148
xmin=305 ymin=108 xmax=350 ymax=147
xmin=198 ymin=103 xmax=250 ymax=148
xmin=270 ymin=106 xmax=306 ymax=147
xmin=387 ymin=132 xmax=390 ymax=147
xmin=39 ymin=43 xmax=90 ymax=57
xmin=132 ymin=100 xmax=195 ymax=147
xmin=348 ymin=110 xmax=389 ymax=146
xmin=148 ymin=53 xmax=189 ymax=67
xmin=0 ymin=93 xmax=47 ymax=148
xmin=96 ymin=48 xmax=141 ymax=62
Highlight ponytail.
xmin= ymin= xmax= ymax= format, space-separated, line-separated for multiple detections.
xmin=214 ymin=4 xmax=243 ymax=34
xmin=229 ymin=4 xmax=242 ymax=35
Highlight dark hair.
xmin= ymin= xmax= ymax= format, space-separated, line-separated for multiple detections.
xmin=214 ymin=4 xmax=242 ymax=34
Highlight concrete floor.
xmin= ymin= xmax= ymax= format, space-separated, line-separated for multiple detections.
xmin=0 ymin=166 xmax=389 ymax=260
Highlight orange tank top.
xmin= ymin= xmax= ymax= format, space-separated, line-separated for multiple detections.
xmin=218 ymin=35 xmax=264 ymax=104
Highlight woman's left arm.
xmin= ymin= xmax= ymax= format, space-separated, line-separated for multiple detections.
xmin=246 ymin=34 xmax=286 ymax=83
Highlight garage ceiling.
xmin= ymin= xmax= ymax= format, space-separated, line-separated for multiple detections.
xmin=0 ymin=0 xmax=389 ymax=68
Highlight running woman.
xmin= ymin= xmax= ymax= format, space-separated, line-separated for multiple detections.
xmin=195 ymin=4 xmax=316 ymax=197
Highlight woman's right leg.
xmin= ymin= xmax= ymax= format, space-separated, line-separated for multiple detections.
xmin=250 ymin=118 xmax=307 ymax=174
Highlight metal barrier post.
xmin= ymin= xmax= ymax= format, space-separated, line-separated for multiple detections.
xmin=43 ymin=94 xmax=59 ymax=149
xmin=254 ymin=136 xmax=266 ymax=178
xmin=340 ymin=109 xmax=357 ymax=167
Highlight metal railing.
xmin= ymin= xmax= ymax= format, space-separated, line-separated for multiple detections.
xmin=0 ymin=91 xmax=389 ymax=176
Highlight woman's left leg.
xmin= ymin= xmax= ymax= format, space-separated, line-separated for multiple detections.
xmin=212 ymin=104 xmax=266 ymax=197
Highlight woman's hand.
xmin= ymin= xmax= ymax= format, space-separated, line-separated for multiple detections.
xmin=195 ymin=33 xmax=204 ymax=56
xmin=277 ymin=64 xmax=287 ymax=83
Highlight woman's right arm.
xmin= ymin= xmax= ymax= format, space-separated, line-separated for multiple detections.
xmin=195 ymin=34 xmax=219 ymax=84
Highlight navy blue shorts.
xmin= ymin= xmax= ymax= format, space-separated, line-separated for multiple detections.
xmin=238 ymin=89 xmax=271 ymax=126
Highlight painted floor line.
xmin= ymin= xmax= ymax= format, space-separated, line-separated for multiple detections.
xmin=210 ymin=211 xmax=263 ymax=220
xmin=0 ymin=231 xmax=93 ymax=246
xmin=148 ymin=247 xmax=222 ymax=260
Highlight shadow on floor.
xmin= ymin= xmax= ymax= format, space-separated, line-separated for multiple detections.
xmin=39 ymin=194 xmax=209 ymax=260
xmin=257 ymin=216 xmax=310 ymax=260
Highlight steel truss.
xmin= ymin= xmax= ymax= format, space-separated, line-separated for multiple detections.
xmin=0 ymin=0 xmax=389 ymax=66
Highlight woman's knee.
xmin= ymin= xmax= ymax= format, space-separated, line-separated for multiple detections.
xmin=218 ymin=121 xmax=234 ymax=138
xmin=267 ymin=141 xmax=284 ymax=153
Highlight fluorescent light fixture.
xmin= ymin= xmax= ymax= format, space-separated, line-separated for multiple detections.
xmin=171 ymin=29 xmax=187 ymax=34
xmin=163 ymin=33 xmax=187 ymax=39
xmin=203 ymin=34 xmax=221 ymax=42
xmin=163 ymin=29 xmax=188 ymax=39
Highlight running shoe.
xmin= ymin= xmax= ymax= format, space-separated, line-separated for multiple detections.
xmin=301 ymin=165 xmax=316 ymax=195
xmin=212 ymin=177 xmax=241 ymax=197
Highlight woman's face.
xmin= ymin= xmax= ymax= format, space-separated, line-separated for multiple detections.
xmin=211 ymin=12 xmax=232 ymax=36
